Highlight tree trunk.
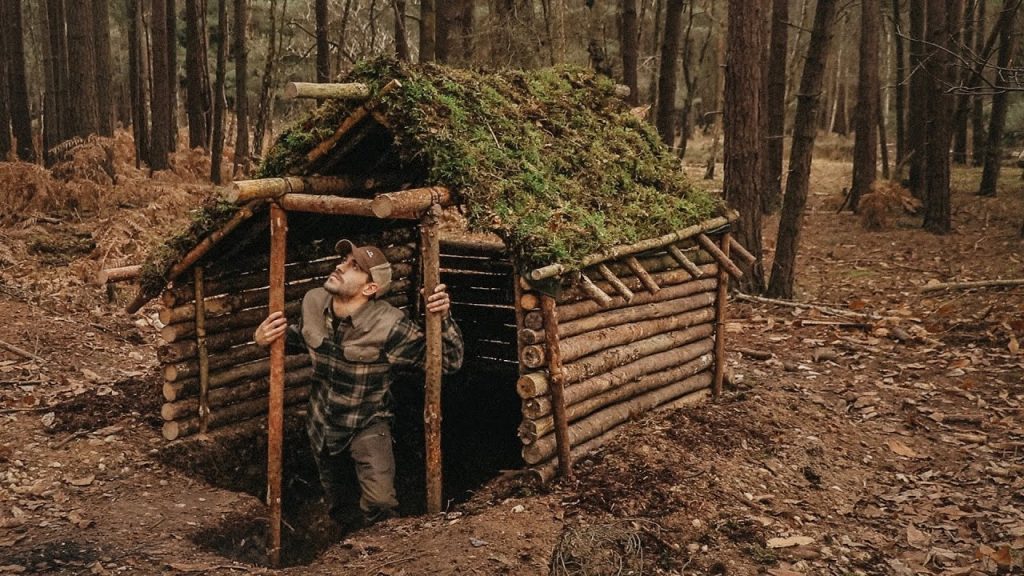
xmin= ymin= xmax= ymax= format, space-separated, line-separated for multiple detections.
xmin=420 ymin=0 xmax=436 ymax=62
xmin=185 ymin=0 xmax=210 ymax=149
xmin=978 ymin=0 xmax=1019 ymax=197
xmin=210 ymin=0 xmax=227 ymax=183
xmin=951 ymin=2 xmax=974 ymax=165
xmin=150 ymin=0 xmax=172 ymax=169
xmin=763 ymin=0 xmax=789 ymax=214
xmin=48 ymin=0 xmax=72 ymax=144
xmin=891 ymin=0 xmax=905 ymax=170
xmin=167 ymin=0 xmax=178 ymax=151
xmin=849 ymin=0 xmax=880 ymax=211
xmin=253 ymin=0 xmax=280 ymax=157
xmin=620 ymin=0 xmax=639 ymax=105
xmin=66 ymin=0 xmax=102 ymax=142
xmin=393 ymin=0 xmax=410 ymax=61
xmin=767 ymin=0 xmax=838 ymax=299
xmin=655 ymin=0 xmax=684 ymax=147
xmin=128 ymin=0 xmax=149 ymax=167
xmin=435 ymin=0 xmax=455 ymax=63
xmin=648 ymin=0 xmax=663 ymax=123
xmin=233 ymin=0 xmax=249 ymax=174
xmin=315 ymin=0 xmax=329 ymax=83
xmin=971 ymin=0 xmax=986 ymax=166
xmin=92 ymin=0 xmax=113 ymax=137
xmin=724 ymin=0 xmax=769 ymax=292
xmin=461 ymin=0 xmax=475 ymax=61
xmin=0 ymin=3 xmax=10 ymax=160
xmin=906 ymin=0 xmax=925 ymax=197
xmin=2 ymin=0 xmax=34 ymax=161
xmin=922 ymin=0 xmax=958 ymax=233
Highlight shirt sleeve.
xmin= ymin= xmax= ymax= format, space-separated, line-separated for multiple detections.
xmin=284 ymin=322 xmax=306 ymax=355
xmin=384 ymin=314 xmax=464 ymax=375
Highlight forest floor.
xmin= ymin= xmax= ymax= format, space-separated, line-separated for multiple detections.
xmin=1 ymin=138 xmax=1023 ymax=575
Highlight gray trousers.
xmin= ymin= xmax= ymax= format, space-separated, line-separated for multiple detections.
xmin=313 ymin=420 xmax=399 ymax=519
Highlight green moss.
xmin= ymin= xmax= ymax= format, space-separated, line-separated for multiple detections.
xmin=142 ymin=58 xmax=722 ymax=301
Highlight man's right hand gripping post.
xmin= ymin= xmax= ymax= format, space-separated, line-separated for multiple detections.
xmin=254 ymin=311 xmax=288 ymax=347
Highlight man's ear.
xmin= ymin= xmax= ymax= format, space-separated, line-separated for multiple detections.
xmin=362 ymin=282 xmax=380 ymax=298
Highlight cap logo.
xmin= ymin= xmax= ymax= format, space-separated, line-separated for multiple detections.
xmin=366 ymin=250 xmax=375 ymax=258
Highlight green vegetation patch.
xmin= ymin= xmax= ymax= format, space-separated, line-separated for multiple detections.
xmin=262 ymin=58 xmax=722 ymax=270
xmin=141 ymin=58 xmax=721 ymax=300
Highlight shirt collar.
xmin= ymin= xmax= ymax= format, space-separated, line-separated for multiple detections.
xmin=323 ymin=297 xmax=379 ymax=332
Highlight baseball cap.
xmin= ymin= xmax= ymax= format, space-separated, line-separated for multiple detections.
xmin=335 ymin=239 xmax=393 ymax=296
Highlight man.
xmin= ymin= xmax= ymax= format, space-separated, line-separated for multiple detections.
xmin=254 ymin=239 xmax=464 ymax=525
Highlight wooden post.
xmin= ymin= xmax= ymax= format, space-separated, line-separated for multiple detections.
xmin=713 ymin=233 xmax=730 ymax=399
xmin=420 ymin=204 xmax=443 ymax=515
xmin=193 ymin=267 xmax=210 ymax=433
xmin=266 ymin=203 xmax=287 ymax=566
xmin=539 ymin=295 xmax=573 ymax=480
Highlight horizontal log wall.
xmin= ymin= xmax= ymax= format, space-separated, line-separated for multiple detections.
xmin=440 ymin=244 xmax=517 ymax=364
xmin=516 ymin=242 xmax=722 ymax=476
xmin=159 ymin=234 xmax=420 ymax=441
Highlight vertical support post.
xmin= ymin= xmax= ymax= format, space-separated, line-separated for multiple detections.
xmin=539 ymin=295 xmax=573 ymax=480
xmin=193 ymin=266 xmax=210 ymax=433
xmin=713 ymin=232 xmax=731 ymax=398
xmin=267 ymin=203 xmax=287 ymax=567
xmin=420 ymin=205 xmax=443 ymax=514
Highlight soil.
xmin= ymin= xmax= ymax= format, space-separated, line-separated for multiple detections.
xmin=1 ymin=147 xmax=1022 ymax=575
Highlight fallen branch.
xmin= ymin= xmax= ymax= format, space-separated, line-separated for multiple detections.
xmin=733 ymin=292 xmax=877 ymax=320
xmin=0 ymin=339 xmax=45 ymax=363
xmin=735 ymin=347 xmax=772 ymax=361
xmin=919 ymin=278 xmax=1024 ymax=293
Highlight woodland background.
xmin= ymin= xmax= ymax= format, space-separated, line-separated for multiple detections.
xmin=0 ymin=0 xmax=1022 ymax=294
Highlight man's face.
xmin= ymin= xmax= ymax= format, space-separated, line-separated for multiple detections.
xmin=323 ymin=255 xmax=373 ymax=298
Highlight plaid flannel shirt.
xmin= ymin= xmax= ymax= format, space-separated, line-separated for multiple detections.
xmin=286 ymin=291 xmax=464 ymax=455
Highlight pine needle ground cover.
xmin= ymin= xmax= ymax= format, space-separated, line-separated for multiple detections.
xmin=143 ymin=58 xmax=721 ymax=294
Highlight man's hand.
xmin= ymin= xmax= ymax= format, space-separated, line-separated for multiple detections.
xmin=424 ymin=283 xmax=451 ymax=316
xmin=254 ymin=311 xmax=288 ymax=347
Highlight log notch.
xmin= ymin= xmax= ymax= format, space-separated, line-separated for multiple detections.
xmin=267 ymin=203 xmax=286 ymax=567
xmin=194 ymin=267 xmax=210 ymax=433
xmin=713 ymin=233 xmax=730 ymax=398
xmin=539 ymin=295 xmax=572 ymax=479
xmin=420 ymin=204 xmax=443 ymax=515
xmin=284 ymin=81 xmax=370 ymax=100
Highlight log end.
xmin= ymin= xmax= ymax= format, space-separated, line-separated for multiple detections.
xmin=161 ymin=403 xmax=179 ymax=422
xmin=516 ymin=373 xmax=549 ymax=399
xmin=162 ymin=421 xmax=181 ymax=441
xmin=520 ymin=345 xmax=547 ymax=370
xmin=370 ymin=196 xmax=394 ymax=219
xmin=283 ymin=82 xmax=299 ymax=99
xmin=162 ymin=382 xmax=180 ymax=403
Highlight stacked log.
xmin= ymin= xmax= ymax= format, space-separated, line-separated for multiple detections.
xmin=439 ymin=237 xmax=517 ymax=364
xmin=158 ymin=234 xmax=420 ymax=441
xmin=516 ymin=241 xmax=726 ymax=479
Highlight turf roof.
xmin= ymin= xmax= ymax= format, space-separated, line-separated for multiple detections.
xmin=261 ymin=58 xmax=722 ymax=270
xmin=139 ymin=58 xmax=721 ymax=298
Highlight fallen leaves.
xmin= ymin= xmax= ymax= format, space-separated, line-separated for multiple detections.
xmin=885 ymin=439 xmax=921 ymax=459
xmin=766 ymin=535 xmax=815 ymax=549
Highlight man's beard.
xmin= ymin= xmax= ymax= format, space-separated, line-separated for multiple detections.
xmin=323 ymin=275 xmax=362 ymax=298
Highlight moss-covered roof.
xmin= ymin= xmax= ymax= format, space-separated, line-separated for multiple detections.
xmin=139 ymin=58 xmax=722 ymax=299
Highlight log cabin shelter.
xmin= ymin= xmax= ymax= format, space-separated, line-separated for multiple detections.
xmin=126 ymin=58 xmax=753 ymax=524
